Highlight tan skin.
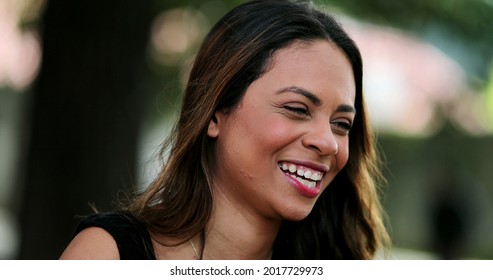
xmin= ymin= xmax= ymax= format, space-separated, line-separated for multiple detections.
xmin=60 ymin=39 xmax=356 ymax=260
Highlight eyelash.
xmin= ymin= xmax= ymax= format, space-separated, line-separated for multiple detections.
xmin=284 ymin=105 xmax=309 ymax=117
xmin=284 ymin=105 xmax=353 ymax=134
xmin=332 ymin=121 xmax=353 ymax=134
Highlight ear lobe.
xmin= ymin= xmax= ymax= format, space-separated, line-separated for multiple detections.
xmin=207 ymin=114 xmax=220 ymax=138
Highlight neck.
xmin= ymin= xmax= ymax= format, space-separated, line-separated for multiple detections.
xmin=200 ymin=191 xmax=281 ymax=260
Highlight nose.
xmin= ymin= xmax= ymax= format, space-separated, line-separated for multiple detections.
xmin=302 ymin=125 xmax=339 ymax=156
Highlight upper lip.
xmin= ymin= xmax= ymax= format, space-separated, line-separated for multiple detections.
xmin=278 ymin=159 xmax=330 ymax=173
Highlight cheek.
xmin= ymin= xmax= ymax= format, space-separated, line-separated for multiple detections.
xmin=247 ymin=117 xmax=297 ymax=151
xmin=336 ymin=138 xmax=350 ymax=171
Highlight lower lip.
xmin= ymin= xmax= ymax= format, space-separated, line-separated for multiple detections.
xmin=282 ymin=172 xmax=321 ymax=198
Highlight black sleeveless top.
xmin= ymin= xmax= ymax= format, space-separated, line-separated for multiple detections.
xmin=73 ymin=212 xmax=156 ymax=259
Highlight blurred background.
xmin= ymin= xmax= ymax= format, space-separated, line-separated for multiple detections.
xmin=0 ymin=0 xmax=492 ymax=259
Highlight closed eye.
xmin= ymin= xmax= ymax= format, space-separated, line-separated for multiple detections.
xmin=284 ymin=105 xmax=310 ymax=118
xmin=331 ymin=120 xmax=353 ymax=135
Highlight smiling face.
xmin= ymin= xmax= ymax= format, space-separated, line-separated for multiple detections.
xmin=207 ymin=40 xmax=356 ymax=222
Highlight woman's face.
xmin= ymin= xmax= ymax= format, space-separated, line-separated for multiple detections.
xmin=208 ymin=40 xmax=356 ymax=221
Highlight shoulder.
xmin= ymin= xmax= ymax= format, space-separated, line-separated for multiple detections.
xmin=60 ymin=226 xmax=119 ymax=259
xmin=60 ymin=212 xmax=155 ymax=260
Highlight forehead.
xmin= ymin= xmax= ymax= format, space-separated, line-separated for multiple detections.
xmin=264 ymin=40 xmax=356 ymax=104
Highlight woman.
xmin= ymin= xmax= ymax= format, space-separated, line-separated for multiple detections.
xmin=60 ymin=0 xmax=389 ymax=260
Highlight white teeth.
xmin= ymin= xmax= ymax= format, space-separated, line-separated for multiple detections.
xmin=309 ymin=181 xmax=316 ymax=189
xmin=282 ymin=163 xmax=288 ymax=170
xmin=310 ymin=172 xmax=320 ymax=181
xmin=295 ymin=176 xmax=316 ymax=189
xmin=298 ymin=176 xmax=306 ymax=186
xmin=288 ymin=164 xmax=296 ymax=173
xmin=280 ymin=162 xmax=324 ymax=183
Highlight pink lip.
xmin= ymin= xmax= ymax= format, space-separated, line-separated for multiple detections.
xmin=278 ymin=160 xmax=329 ymax=198
xmin=283 ymin=172 xmax=321 ymax=198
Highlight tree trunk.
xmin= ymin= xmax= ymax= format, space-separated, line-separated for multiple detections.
xmin=17 ymin=0 xmax=153 ymax=259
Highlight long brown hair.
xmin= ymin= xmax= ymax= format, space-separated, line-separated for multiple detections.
xmin=128 ymin=0 xmax=390 ymax=259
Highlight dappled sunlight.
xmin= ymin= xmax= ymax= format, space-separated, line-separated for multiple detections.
xmin=0 ymin=209 xmax=17 ymax=259
xmin=0 ymin=0 xmax=43 ymax=260
xmin=447 ymin=89 xmax=492 ymax=135
xmin=0 ymin=0 xmax=42 ymax=91
xmin=484 ymin=67 xmax=493 ymax=131
xmin=150 ymin=8 xmax=208 ymax=66
xmin=345 ymin=20 xmax=475 ymax=136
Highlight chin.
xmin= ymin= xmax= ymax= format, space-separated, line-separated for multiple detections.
xmin=278 ymin=203 xmax=315 ymax=222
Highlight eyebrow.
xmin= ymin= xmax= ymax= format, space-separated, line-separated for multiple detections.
xmin=276 ymin=86 xmax=356 ymax=114
xmin=336 ymin=104 xmax=357 ymax=114
xmin=276 ymin=86 xmax=321 ymax=106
